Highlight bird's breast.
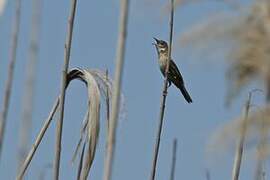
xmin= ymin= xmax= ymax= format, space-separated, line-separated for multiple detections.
xmin=158 ymin=56 xmax=168 ymax=71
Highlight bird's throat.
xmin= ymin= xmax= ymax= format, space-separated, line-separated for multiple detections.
xmin=158 ymin=54 xmax=169 ymax=71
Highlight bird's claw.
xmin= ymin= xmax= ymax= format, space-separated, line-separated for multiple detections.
xmin=167 ymin=81 xmax=172 ymax=88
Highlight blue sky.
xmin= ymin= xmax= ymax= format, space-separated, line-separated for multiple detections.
xmin=0 ymin=0 xmax=266 ymax=179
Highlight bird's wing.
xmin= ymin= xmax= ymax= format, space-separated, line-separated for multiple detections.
xmin=169 ymin=59 xmax=184 ymax=84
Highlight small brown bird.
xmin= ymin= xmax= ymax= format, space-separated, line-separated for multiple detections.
xmin=153 ymin=37 xmax=192 ymax=103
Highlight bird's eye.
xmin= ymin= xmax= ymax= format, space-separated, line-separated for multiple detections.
xmin=159 ymin=42 xmax=165 ymax=47
xmin=162 ymin=41 xmax=167 ymax=46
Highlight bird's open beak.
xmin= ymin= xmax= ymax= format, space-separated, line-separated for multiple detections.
xmin=153 ymin=37 xmax=159 ymax=42
xmin=152 ymin=37 xmax=159 ymax=46
xmin=153 ymin=37 xmax=159 ymax=43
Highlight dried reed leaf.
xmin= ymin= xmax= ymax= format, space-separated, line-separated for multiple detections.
xmin=67 ymin=68 xmax=101 ymax=178
xmin=83 ymin=69 xmax=101 ymax=139
xmin=71 ymin=111 xmax=89 ymax=164
xmin=67 ymin=68 xmax=120 ymax=179
xmin=77 ymin=141 xmax=86 ymax=180
xmin=18 ymin=67 xmax=117 ymax=179
xmin=81 ymin=69 xmax=101 ymax=179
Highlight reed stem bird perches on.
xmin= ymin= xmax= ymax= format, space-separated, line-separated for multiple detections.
xmin=149 ymin=0 xmax=192 ymax=179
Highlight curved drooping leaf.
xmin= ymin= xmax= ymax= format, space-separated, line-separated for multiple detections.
xmin=67 ymin=68 xmax=117 ymax=179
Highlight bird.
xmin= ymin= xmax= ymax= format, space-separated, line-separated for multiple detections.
xmin=153 ymin=37 xmax=192 ymax=103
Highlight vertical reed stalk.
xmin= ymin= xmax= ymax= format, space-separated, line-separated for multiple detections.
xmin=103 ymin=0 xmax=129 ymax=180
xmin=53 ymin=0 xmax=78 ymax=179
xmin=170 ymin=139 xmax=177 ymax=180
xmin=0 ymin=0 xmax=22 ymax=159
xmin=149 ymin=0 xmax=174 ymax=179
xmin=231 ymin=92 xmax=252 ymax=180
xmin=17 ymin=0 xmax=42 ymax=174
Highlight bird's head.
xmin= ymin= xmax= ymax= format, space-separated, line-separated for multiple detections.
xmin=153 ymin=37 xmax=168 ymax=55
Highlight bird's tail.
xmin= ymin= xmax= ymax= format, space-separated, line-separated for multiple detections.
xmin=179 ymin=86 xmax=192 ymax=103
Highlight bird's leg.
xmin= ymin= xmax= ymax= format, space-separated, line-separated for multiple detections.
xmin=167 ymin=81 xmax=172 ymax=88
